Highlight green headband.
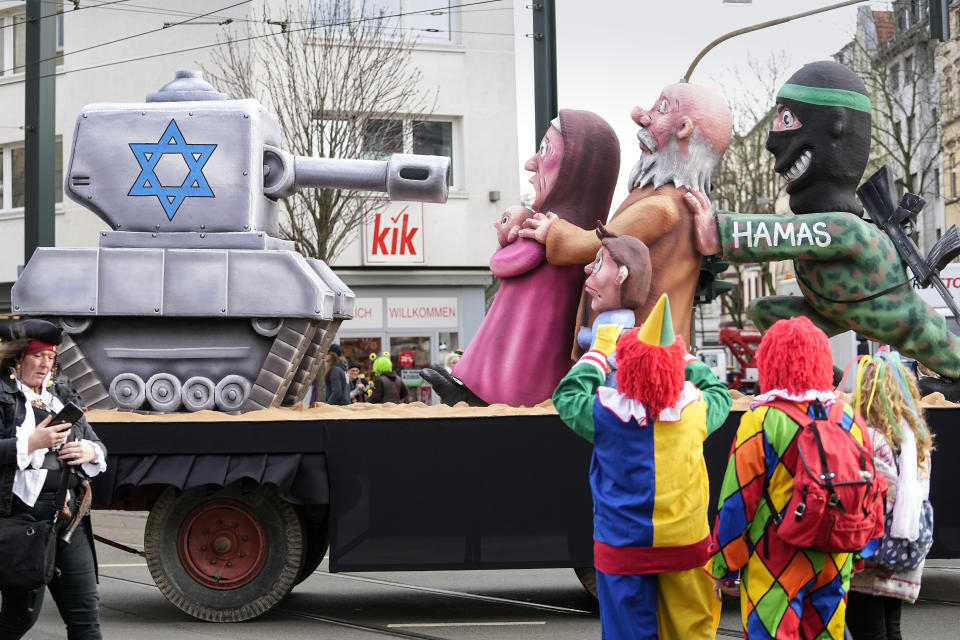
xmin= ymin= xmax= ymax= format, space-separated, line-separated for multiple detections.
xmin=777 ymin=83 xmax=871 ymax=114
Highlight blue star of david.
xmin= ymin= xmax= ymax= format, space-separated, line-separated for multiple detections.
xmin=128 ymin=119 xmax=217 ymax=220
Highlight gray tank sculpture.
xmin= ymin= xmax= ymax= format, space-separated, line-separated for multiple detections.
xmin=12 ymin=70 xmax=449 ymax=414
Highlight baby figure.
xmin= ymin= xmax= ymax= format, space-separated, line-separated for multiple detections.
xmin=495 ymin=205 xmax=536 ymax=248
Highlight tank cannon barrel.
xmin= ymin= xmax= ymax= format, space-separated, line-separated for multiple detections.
xmin=262 ymin=145 xmax=449 ymax=203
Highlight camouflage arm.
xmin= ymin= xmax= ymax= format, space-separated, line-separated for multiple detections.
xmin=717 ymin=211 xmax=889 ymax=265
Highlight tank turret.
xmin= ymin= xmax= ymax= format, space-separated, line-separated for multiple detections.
xmin=12 ymin=70 xmax=449 ymax=413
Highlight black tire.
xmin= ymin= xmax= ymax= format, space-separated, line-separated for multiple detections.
xmin=144 ymin=484 xmax=303 ymax=622
xmin=574 ymin=566 xmax=598 ymax=599
xmin=293 ymin=507 xmax=329 ymax=586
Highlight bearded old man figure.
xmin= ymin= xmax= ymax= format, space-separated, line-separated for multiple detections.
xmin=521 ymin=82 xmax=733 ymax=349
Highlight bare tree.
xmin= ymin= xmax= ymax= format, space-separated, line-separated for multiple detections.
xmin=711 ymin=53 xmax=791 ymax=328
xmin=206 ymin=0 xmax=435 ymax=262
xmin=849 ymin=38 xmax=940 ymax=202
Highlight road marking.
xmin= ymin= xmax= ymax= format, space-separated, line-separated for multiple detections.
xmin=99 ymin=563 xmax=148 ymax=568
xmin=389 ymin=622 xmax=545 ymax=628
xmin=320 ymin=573 xmax=594 ymax=615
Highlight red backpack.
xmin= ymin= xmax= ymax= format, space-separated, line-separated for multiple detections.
xmin=761 ymin=399 xmax=887 ymax=553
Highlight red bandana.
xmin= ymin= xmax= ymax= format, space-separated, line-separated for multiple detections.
xmin=24 ymin=340 xmax=57 ymax=356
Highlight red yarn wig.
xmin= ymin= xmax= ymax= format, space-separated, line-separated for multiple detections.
xmin=756 ymin=316 xmax=834 ymax=394
xmin=616 ymin=328 xmax=687 ymax=414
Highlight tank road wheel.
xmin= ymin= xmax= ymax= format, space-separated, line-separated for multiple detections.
xmin=145 ymin=373 xmax=182 ymax=412
xmin=215 ymin=375 xmax=251 ymax=412
xmin=109 ymin=373 xmax=145 ymax=411
xmin=144 ymin=485 xmax=303 ymax=622
xmin=181 ymin=377 xmax=216 ymax=412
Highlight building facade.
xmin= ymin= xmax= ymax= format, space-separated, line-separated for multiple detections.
xmin=0 ymin=0 xmax=520 ymax=386
xmin=940 ymin=1 xmax=960 ymax=234
xmin=836 ymin=1 xmax=946 ymax=253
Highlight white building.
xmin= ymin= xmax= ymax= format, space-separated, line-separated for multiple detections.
xmin=835 ymin=1 xmax=945 ymax=253
xmin=0 ymin=0 xmax=520 ymax=384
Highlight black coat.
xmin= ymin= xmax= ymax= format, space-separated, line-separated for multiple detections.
xmin=0 ymin=374 xmax=106 ymax=517
xmin=369 ymin=372 xmax=410 ymax=404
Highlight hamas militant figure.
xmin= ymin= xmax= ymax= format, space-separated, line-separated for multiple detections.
xmin=692 ymin=61 xmax=960 ymax=398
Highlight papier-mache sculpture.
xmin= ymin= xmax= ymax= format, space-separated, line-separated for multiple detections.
xmin=576 ymin=223 xmax=651 ymax=387
xmin=11 ymin=70 xmax=450 ymax=414
xmin=522 ymin=83 xmax=733 ymax=350
xmin=423 ymin=110 xmax=620 ymax=406
xmin=691 ymin=61 xmax=960 ymax=399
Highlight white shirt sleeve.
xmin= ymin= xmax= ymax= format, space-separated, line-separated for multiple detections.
xmin=80 ymin=439 xmax=107 ymax=477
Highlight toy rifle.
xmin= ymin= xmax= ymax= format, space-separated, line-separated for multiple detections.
xmin=61 ymin=478 xmax=91 ymax=544
xmin=857 ymin=166 xmax=960 ymax=320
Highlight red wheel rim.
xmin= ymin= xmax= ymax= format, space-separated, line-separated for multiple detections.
xmin=178 ymin=499 xmax=268 ymax=590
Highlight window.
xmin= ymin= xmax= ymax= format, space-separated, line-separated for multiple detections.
xmin=935 ymin=167 xmax=940 ymax=196
xmin=952 ymin=154 xmax=957 ymax=198
xmin=4 ymin=3 xmax=64 ymax=76
xmin=413 ymin=120 xmax=453 ymax=184
xmin=2 ymin=137 xmax=63 ymax=211
xmin=316 ymin=0 xmax=452 ymax=41
xmin=946 ymin=78 xmax=953 ymax=119
xmin=943 ymin=78 xmax=953 ymax=120
xmin=360 ymin=117 xmax=455 ymax=185
xmin=362 ymin=118 xmax=403 ymax=160
xmin=890 ymin=63 xmax=900 ymax=90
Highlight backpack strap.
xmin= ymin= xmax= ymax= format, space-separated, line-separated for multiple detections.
xmin=761 ymin=399 xmax=816 ymax=427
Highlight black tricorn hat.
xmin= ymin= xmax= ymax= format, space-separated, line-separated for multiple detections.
xmin=0 ymin=319 xmax=63 ymax=346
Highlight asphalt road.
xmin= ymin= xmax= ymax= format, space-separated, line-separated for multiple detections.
xmin=18 ymin=511 xmax=960 ymax=639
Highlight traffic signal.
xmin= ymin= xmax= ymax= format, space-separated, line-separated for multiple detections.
xmin=694 ymin=254 xmax=734 ymax=305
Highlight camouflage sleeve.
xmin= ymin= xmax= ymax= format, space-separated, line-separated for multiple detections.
xmin=717 ymin=211 xmax=890 ymax=265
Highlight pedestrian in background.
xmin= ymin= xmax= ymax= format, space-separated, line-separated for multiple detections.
xmin=323 ymin=344 xmax=350 ymax=406
xmin=369 ymin=352 xmax=409 ymax=404
xmin=846 ymin=350 xmax=935 ymax=640
xmin=0 ymin=319 xmax=107 ymax=639
xmin=347 ymin=361 xmax=370 ymax=403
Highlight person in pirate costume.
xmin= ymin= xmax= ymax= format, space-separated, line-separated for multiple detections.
xmin=688 ymin=60 xmax=960 ymax=397
xmin=553 ymin=294 xmax=730 ymax=640
xmin=708 ymin=316 xmax=872 ymax=640
xmin=0 ymin=319 xmax=106 ymax=639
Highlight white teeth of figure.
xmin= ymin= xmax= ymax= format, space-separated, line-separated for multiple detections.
xmin=784 ymin=150 xmax=812 ymax=182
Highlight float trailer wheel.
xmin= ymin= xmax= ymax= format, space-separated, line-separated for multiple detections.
xmin=144 ymin=485 xmax=303 ymax=622
xmin=574 ymin=566 xmax=598 ymax=599
xmin=293 ymin=507 xmax=329 ymax=586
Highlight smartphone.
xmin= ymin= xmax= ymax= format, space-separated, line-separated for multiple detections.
xmin=49 ymin=402 xmax=84 ymax=426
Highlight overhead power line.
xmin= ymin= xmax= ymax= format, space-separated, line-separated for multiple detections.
xmin=15 ymin=0 xmax=506 ymax=82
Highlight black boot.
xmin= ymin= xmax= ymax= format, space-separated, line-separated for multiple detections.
xmin=420 ymin=367 xmax=487 ymax=407
xmin=917 ymin=374 xmax=960 ymax=403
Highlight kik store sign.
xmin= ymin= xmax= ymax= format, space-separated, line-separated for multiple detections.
xmin=363 ymin=200 xmax=425 ymax=264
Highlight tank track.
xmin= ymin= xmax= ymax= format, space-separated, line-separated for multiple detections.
xmin=243 ymin=319 xmax=318 ymax=412
xmin=283 ymin=319 xmax=342 ymax=405
xmin=58 ymin=334 xmax=117 ymax=410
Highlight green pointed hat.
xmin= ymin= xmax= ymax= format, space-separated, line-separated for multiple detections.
xmin=636 ymin=293 xmax=674 ymax=347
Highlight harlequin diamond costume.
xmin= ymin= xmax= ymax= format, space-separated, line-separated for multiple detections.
xmin=553 ymin=294 xmax=731 ymax=640
xmin=709 ymin=316 xmax=876 ymax=639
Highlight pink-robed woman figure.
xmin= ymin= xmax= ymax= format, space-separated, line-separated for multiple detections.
xmin=425 ymin=109 xmax=620 ymax=406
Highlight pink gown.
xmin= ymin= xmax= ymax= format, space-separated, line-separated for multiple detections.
xmin=450 ymin=109 xmax=621 ymax=406
xmin=453 ymin=238 xmax=585 ymax=406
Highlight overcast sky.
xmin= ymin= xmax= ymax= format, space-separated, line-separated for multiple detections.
xmin=510 ymin=0 xmax=885 ymax=204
